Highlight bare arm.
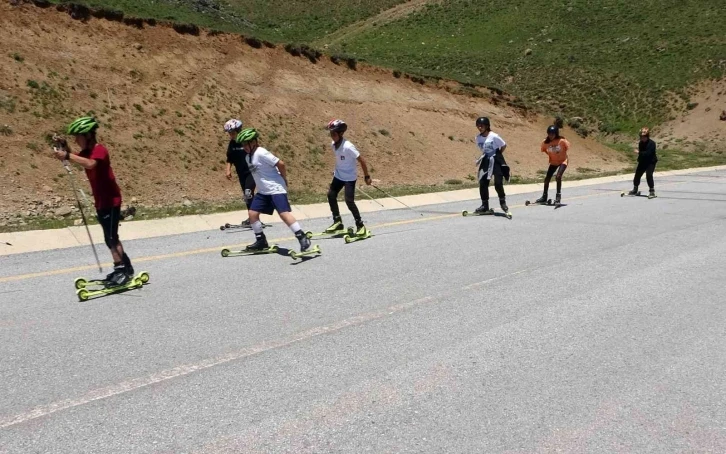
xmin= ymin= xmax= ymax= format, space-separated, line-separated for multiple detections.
xmin=275 ymin=160 xmax=288 ymax=184
xmin=53 ymin=147 xmax=98 ymax=169
xmin=225 ymin=162 xmax=233 ymax=179
xmin=357 ymin=156 xmax=371 ymax=184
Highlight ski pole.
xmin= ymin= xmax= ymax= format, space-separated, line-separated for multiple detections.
xmin=371 ymin=184 xmax=423 ymax=216
xmin=356 ymin=186 xmax=386 ymax=208
xmin=62 ymin=160 xmax=102 ymax=273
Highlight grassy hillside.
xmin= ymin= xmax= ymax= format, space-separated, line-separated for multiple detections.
xmin=47 ymin=0 xmax=725 ymax=133
xmin=335 ymin=0 xmax=726 ymax=132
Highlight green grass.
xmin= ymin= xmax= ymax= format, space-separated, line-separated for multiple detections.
xmin=338 ymin=0 xmax=726 ymax=132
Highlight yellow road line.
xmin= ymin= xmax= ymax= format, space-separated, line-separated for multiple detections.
xmin=0 ymin=183 xmax=679 ymax=284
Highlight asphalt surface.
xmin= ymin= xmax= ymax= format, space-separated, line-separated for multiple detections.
xmin=2 ymin=169 xmax=726 ymax=453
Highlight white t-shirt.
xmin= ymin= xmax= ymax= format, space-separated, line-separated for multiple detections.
xmin=332 ymin=139 xmax=360 ymax=182
xmin=245 ymin=147 xmax=287 ymax=195
xmin=475 ymin=132 xmax=506 ymax=158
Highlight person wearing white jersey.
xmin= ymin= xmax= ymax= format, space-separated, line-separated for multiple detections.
xmin=236 ymin=128 xmax=311 ymax=252
xmin=474 ymin=116 xmax=510 ymax=214
xmin=323 ymin=119 xmax=372 ymax=236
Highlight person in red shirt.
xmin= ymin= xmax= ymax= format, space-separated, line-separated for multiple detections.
xmin=53 ymin=117 xmax=134 ymax=285
xmin=535 ymin=125 xmax=570 ymax=205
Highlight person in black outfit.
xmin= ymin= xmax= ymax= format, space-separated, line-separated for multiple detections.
xmin=224 ymin=119 xmax=256 ymax=226
xmin=628 ymin=127 xmax=658 ymax=199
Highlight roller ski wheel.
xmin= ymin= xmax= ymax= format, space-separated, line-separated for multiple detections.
xmin=504 ymin=211 xmax=513 ymax=219
xmin=289 ymin=244 xmax=322 ymax=260
xmin=221 ymin=245 xmax=279 ymax=257
xmin=75 ymin=275 xmax=145 ymax=302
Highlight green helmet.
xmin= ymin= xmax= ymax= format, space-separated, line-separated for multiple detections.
xmin=236 ymin=127 xmax=259 ymax=144
xmin=67 ymin=117 xmax=99 ymax=135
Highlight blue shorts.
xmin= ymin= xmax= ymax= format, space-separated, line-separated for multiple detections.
xmin=249 ymin=193 xmax=292 ymax=215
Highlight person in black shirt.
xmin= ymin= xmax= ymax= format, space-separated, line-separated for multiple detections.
xmin=224 ymin=119 xmax=256 ymax=226
xmin=627 ymin=127 xmax=658 ymax=199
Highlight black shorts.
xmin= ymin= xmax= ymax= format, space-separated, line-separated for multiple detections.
xmin=96 ymin=206 xmax=121 ymax=246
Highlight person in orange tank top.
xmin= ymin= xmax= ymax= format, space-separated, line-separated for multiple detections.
xmin=534 ymin=125 xmax=570 ymax=205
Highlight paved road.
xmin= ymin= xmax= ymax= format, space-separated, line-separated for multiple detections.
xmin=2 ymin=169 xmax=726 ymax=453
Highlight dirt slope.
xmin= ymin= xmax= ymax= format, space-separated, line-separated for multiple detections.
xmin=0 ymin=1 xmax=625 ymax=223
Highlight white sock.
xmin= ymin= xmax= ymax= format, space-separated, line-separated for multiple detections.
xmin=251 ymin=221 xmax=263 ymax=234
xmin=289 ymin=222 xmax=301 ymax=233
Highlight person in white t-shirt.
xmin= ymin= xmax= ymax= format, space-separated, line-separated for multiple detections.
xmin=474 ymin=116 xmax=510 ymax=214
xmin=236 ymin=128 xmax=312 ymax=252
xmin=324 ymin=119 xmax=372 ymax=236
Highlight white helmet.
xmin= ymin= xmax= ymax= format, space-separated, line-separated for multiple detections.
xmin=224 ymin=119 xmax=243 ymax=133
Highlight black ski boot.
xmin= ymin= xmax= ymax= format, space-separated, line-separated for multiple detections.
xmin=555 ymin=193 xmax=562 ymax=205
xmin=122 ymin=253 xmax=134 ymax=276
xmin=295 ymin=230 xmax=311 ymax=252
xmin=475 ymin=203 xmax=491 ymax=214
xmin=648 ymin=189 xmax=657 ymax=199
xmin=105 ymin=264 xmax=130 ymax=287
xmin=499 ymin=198 xmax=509 ymax=213
xmin=240 ymin=218 xmax=251 ymax=227
xmin=535 ymin=195 xmax=548 ymax=204
xmin=245 ymin=232 xmax=269 ymax=251
xmin=628 ymin=186 xmax=639 ymax=196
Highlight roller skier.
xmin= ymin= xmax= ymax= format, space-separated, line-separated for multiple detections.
xmin=52 ymin=117 xmax=135 ymax=286
xmin=224 ymin=119 xmax=256 ymax=227
xmin=236 ymin=128 xmax=313 ymax=254
xmin=533 ymin=125 xmax=570 ymax=206
xmin=322 ymin=119 xmax=372 ymax=237
xmin=474 ymin=117 xmax=511 ymax=215
xmin=627 ymin=127 xmax=658 ymax=199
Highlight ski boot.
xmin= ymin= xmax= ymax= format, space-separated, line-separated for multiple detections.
xmin=240 ymin=218 xmax=251 ymax=228
xmin=344 ymin=220 xmax=371 ymax=243
xmin=122 ymin=253 xmax=134 ymax=276
xmin=535 ymin=195 xmax=549 ymax=204
xmin=245 ymin=233 xmax=269 ymax=251
xmin=105 ymin=264 xmax=130 ymax=287
xmin=324 ymin=217 xmax=344 ymax=234
xmin=648 ymin=190 xmax=657 ymax=199
xmin=475 ymin=203 xmax=492 ymax=214
xmin=554 ymin=193 xmax=562 ymax=207
xmin=289 ymin=230 xmax=322 ymax=259
xmin=628 ymin=187 xmax=639 ymax=196
xmin=500 ymin=198 xmax=512 ymax=219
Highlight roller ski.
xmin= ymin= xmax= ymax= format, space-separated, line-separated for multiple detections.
xmin=343 ymin=223 xmax=371 ymax=244
xmin=462 ymin=202 xmax=512 ymax=219
xmin=221 ymin=233 xmax=279 ymax=257
xmin=620 ymin=188 xmax=655 ymax=198
xmin=74 ymin=269 xmax=149 ymax=302
xmin=553 ymin=194 xmax=563 ymax=208
xmin=289 ymin=233 xmax=321 ymax=260
xmin=220 ymin=220 xmax=270 ymax=231
xmin=305 ymin=217 xmax=347 ymax=239
xmin=525 ymin=196 xmax=553 ymax=206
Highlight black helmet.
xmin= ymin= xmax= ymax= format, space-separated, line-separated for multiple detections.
xmin=547 ymin=125 xmax=559 ymax=136
xmin=327 ymin=119 xmax=347 ymax=133
xmin=475 ymin=117 xmax=490 ymax=128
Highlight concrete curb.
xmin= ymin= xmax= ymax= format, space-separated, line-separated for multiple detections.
xmin=2 ymin=165 xmax=725 ymax=256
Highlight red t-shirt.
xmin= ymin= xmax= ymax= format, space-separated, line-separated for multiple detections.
xmin=80 ymin=144 xmax=122 ymax=209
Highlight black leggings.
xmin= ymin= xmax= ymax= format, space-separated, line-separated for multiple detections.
xmin=240 ymin=173 xmax=256 ymax=210
xmin=479 ymin=161 xmax=506 ymax=206
xmin=328 ymin=177 xmax=361 ymax=221
xmin=96 ymin=206 xmax=121 ymax=249
xmin=634 ymin=161 xmax=656 ymax=190
xmin=543 ymin=164 xmax=567 ymax=196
